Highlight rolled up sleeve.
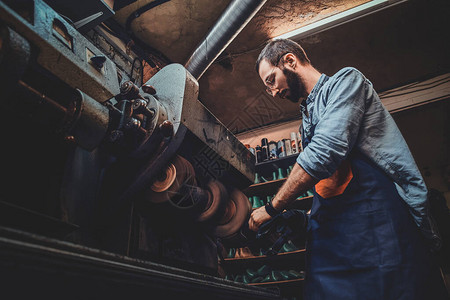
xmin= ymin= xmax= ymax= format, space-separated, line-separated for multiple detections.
xmin=297 ymin=68 xmax=368 ymax=180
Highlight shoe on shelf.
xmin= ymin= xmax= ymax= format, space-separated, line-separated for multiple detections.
xmin=242 ymin=274 xmax=251 ymax=284
xmin=277 ymin=168 xmax=286 ymax=180
xmin=234 ymin=248 xmax=241 ymax=258
xmin=225 ymin=274 xmax=234 ymax=281
xmin=271 ymin=270 xmax=283 ymax=282
xmin=281 ymin=240 xmax=298 ymax=253
xmin=246 ymin=268 xmax=257 ymax=278
xmin=285 ymin=270 xmax=305 ymax=279
xmin=227 ymin=248 xmax=236 ymax=258
xmin=252 ymin=196 xmax=264 ymax=208
xmin=251 ymin=276 xmax=264 ymax=283
xmin=254 ymin=172 xmax=261 ymax=184
xmin=256 ymin=264 xmax=271 ymax=277
xmin=240 ymin=247 xmax=254 ymax=258
xmin=261 ymin=274 xmax=272 ymax=283
xmin=280 ymin=270 xmax=291 ymax=281
xmin=261 ymin=175 xmax=271 ymax=182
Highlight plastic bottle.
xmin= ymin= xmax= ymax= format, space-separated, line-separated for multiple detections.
xmin=290 ymin=132 xmax=298 ymax=154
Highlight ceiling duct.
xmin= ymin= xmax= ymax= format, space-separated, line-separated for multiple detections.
xmin=185 ymin=0 xmax=267 ymax=81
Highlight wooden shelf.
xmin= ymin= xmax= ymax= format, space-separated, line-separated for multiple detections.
xmin=256 ymin=153 xmax=299 ymax=168
xmin=244 ymin=178 xmax=286 ymax=197
xmin=248 ymin=278 xmax=304 ymax=287
xmin=223 ymin=249 xmax=305 ymax=263
xmin=229 ymin=144 xmax=305 ymax=299
xmin=221 ymin=249 xmax=306 ymax=272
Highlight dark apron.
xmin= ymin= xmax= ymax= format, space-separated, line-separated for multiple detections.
xmin=300 ymin=126 xmax=447 ymax=299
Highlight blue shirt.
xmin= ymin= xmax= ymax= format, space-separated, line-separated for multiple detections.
xmin=296 ymin=67 xmax=438 ymax=242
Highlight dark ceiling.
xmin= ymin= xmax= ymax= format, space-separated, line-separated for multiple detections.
xmin=115 ymin=0 xmax=450 ymax=134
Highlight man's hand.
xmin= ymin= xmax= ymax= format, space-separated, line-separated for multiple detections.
xmin=248 ymin=163 xmax=317 ymax=232
xmin=248 ymin=206 xmax=272 ymax=231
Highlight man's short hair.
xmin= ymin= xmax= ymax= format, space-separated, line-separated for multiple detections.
xmin=255 ymin=39 xmax=310 ymax=73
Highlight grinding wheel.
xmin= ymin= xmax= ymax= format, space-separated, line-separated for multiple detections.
xmin=167 ymin=155 xmax=199 ymax=209
xmin=213 ymin=188 xmax=252 ymax=238
xmin=145 ymin=155 xmax=196 ymax=204
xmin=150 ymin=163 xmax=177 ymax=193
xmin=196 ymin=180 xmax=228 ymax=223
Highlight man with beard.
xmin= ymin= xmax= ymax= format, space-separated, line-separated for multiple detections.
xmin=248 ymin=39 xmax=448 ymax=299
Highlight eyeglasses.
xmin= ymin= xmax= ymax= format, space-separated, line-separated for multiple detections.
xmin=264 ymin=66 xmax=277 ymax=95
xmin=264 ymin=54 xmax=287 ymax=95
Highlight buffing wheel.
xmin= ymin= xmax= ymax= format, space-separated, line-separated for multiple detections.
xmin=150 ymin=163 xmax=177 ymax=193
xmin=196 ymin=180 xmax=228 ymax=223
xmin=146 ymin=155 xmax=196 ymax=204
xmin=213 ymin=188 xmax=251 ymax=238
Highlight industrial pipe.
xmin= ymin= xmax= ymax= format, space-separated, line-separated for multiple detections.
xmin=185 ymin=0 xmax=267 ymax=80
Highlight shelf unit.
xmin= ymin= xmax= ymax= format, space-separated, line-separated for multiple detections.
xmin=221 ymin=152 xmax=311 ymax=300
xmin=220 ymin=249 xmax=306 ymax=298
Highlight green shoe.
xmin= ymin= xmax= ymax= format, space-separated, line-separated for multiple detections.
xmin=242 ymin=274 xmax=251 ymax=284
xmin=234 ymin=274 xmax=243 ymax=283
xmin=225 ymin=274 xmax=234 ymax=281
xmin=281 ymin=241 xmax=298 ymax=253
xmin=227 ymin=248 xmax=235 ymax=258
xmin=256 ymin=264 xmax=271 ymax=277
xmin=251 ymin=276 xmax=264 ymax=283
xmin=276 ymin=168 xmax=286 ymax=180
xmin=261 ymin=274 xmax=272 ymax=283
xmin=280 ymin=270 xmax=291 ymax=281
xmin=271 ymin=270 xmax=283 ymax=281
xmin=246 ymin=268 xmax=257 ymax=278
xmin=252 ymin=196 xmax=262 ymax=208
xmin=272 ymin=171 xmax=277 ymax=181
xmin=254 ymin=172 xmax=261 ymax=184
xmin=286 ymin=270 xmax=304 ymax=279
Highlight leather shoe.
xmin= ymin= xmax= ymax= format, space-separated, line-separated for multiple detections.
xmin=239 ymin=247 xmax=254 ymax=258
xmin=234 ymin=247 xmax=241 ymax=258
